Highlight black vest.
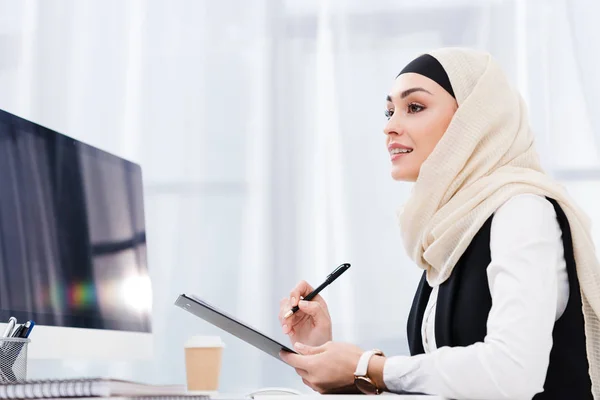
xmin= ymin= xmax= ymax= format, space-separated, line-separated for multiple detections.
xmin=407 ymin=198 xmax=592 ymax=399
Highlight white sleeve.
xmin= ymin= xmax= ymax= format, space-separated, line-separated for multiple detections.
xmin=383 ymin=194 xmax=567 ymax=400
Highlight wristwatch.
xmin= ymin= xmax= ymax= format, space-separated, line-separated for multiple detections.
xmin=354 ymin=349 xmax=385 ymax=395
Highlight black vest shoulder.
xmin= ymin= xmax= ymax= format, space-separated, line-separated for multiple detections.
xmin=406 ymin=197 xmax=592 ymax=399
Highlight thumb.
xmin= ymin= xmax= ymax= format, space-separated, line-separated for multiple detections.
xmin=294 ymin=342 xmax=322 ymax=355
xmin=297 ymin=300 xmax=324 ymax=320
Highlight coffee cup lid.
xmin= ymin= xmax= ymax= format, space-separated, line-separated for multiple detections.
xmin=184 ymin=335 xmax=225 ymax=348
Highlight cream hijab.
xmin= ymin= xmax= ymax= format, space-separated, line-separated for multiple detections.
xmin=398 ymin=47 xmax=600 ymax=396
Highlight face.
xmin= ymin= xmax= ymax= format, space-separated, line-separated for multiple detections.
xmin=384 ymin=72 xmax=458 ymax=182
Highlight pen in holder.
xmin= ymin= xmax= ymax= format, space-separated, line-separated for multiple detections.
xmin=0 ymin=337 xmax=30 ymax=383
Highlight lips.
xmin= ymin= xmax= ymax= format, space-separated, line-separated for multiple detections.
xmin=388 ymin=142 xmax=413 ymax=158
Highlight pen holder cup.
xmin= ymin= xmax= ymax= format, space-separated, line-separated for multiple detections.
xmin=0 ymin=338 xmax=30 ymax=383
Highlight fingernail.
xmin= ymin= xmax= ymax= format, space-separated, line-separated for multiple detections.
xmin=282 ymin=324 xmax=288 ymax=333
xmin=291 ymin=297 xmax=296 ymax=305
xmin=299 ymin=300 xmax=307 ymax=306
xmin=294 ymin=342 xmax=304 ymax=349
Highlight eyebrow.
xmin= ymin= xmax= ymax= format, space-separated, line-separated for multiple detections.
xmin=386 ymin=87 xmax=433 ymax=102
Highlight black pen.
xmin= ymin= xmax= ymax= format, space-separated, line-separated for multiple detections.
xmin=284 ymin=263 xmax=351 ymax=319
xmin=10 ymin=324 xmax=25 ymax=338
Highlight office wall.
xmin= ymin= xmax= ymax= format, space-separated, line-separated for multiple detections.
xmin=0 ymin=0 xmax=598 ymax=393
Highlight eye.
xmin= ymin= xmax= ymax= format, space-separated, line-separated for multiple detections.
xmin=407 ymin=103 xmax=425 ymax=114
xmin=384 ymin=109 xmax=394 ymax=119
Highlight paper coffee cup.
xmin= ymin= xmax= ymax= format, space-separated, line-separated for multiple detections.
xmin=184 ymin=336 xmax=225 ymax=391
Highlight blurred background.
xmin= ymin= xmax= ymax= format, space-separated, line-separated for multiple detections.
xmin=0 ymin=0 xmax=598 ymax=393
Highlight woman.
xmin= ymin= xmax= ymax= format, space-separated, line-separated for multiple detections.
xmin=278 ymin=48 xmax=600 ymax=399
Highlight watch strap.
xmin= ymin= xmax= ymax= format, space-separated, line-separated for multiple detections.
xmin=355 ymin=349 xmax=384 ymax=377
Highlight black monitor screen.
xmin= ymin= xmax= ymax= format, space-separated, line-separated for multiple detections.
xmin=0 ymin=108 xmax=151 ymax=333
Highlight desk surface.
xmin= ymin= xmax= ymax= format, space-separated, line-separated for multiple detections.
xmin=249 ymin=395 xmax=446 ymax=400
xmin=39 ymin=394 xmax=446 ymax=400
xmin=88 ymin=388 xmax=447 ymax=399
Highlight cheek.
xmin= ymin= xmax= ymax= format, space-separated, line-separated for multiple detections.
xmin=436 ymin=107 xmax=455 ymax=133
xmin=413 ymin=110 xmax=452 ymax=153
xmin=406 ymin=122 xmax=438 ymax=153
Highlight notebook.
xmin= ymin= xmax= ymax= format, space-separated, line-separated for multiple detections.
xmin=0 ymin=378 xmax=208 ymax=399
xmin=32 ymin=398 xmax=211 ymax=400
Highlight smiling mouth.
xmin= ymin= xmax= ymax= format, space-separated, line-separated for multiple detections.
xmin=390 ymin=148 xmax=413 ymax=155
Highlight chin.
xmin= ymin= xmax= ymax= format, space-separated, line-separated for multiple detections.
xmin=391 ymin=168 xmax=417 ymax=182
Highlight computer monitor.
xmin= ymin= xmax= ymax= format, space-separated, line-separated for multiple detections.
xmin=0 ymin=108 xmax=152 ymax=360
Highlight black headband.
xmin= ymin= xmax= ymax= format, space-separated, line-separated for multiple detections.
xmin=397 ymin=54 xmax=455 ymax=99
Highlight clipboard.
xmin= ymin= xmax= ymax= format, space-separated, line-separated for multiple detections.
xmin=174 ymin=294 xmax=297 ymax=361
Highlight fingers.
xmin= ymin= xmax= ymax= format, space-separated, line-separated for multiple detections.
xmin=294 ymin=341 xmax=327 ymax=355
xmin=279 ymin=350 xmax=310 ymax=370
xmin=279 ymin=279 xmax=330 ymax=338
xmin=281 ymin=350 xmax=326 ymax=394
xmin=279 ymin=297 xmax=303 ymax=334
xmin=302 ymin=378 xmax=318 ymax=392
xmin=297 ymin=300 xmax=326 ymax=322
xmin=295 ymin=368 xmax=309 ymax=379
xmin=283 ymin=322 xmax=298 ymax=337
xmin=289 ymin=280 xmax=315 ymax=307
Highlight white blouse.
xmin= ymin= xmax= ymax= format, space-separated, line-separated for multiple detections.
xmin=383 ymin=194 xmax=570 ymax=400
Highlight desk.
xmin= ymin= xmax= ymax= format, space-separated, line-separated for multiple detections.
xmin=249 ymin=395 xmax=446 ymax=400
xmin=39 ymin=393 xmax=447 ymax=400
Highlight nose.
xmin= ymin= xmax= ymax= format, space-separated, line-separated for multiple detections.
xmin=384 ymin=117 xmax=400 ymax=137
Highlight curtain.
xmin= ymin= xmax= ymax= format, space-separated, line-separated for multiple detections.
xmin=0 ymin=0 xmax=598 ymax=392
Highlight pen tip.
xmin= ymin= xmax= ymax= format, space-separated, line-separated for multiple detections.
xmin=283 ymin=310 xmax=293 ymax=319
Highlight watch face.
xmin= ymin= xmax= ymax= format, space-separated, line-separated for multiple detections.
xmin=355 ymin=376 xmax=378 ymax=395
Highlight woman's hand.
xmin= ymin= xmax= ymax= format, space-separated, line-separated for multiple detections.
xmin=279 ymin=341 xmax=365 ymax=394
xmin=278 ymin=280 xmax=332 ymax=347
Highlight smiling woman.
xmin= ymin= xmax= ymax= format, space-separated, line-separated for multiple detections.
xmin=383 ymin=54 xmax=458 ymax=182
xmin=278 ymin=48 xmax=600 ymax=400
